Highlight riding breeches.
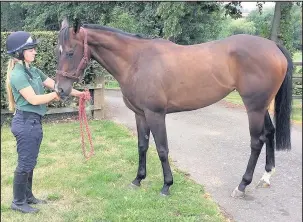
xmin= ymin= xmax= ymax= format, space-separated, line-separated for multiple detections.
xmin=11 ymin=110 xmax=43 ymax=173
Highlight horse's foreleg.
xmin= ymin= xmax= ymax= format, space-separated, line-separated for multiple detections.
xmin=232 ymin=109 xmax=266 ymax=198
xmin=145 ymin=110 xmax=173 ymax=196
xmin=131 ymin=114 xmax=150 ymax=187
xmin=257 ymin=111 xmax=276 ymax=188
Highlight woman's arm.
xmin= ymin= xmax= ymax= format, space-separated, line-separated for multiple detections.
xmin=43 ymin=77 xmax=56 ymax=90
xmin=19 ymin=86 xmax=59 ymax=105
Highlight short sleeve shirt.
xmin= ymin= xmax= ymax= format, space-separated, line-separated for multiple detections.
xmin=10 ymin=63 xmax=48 ymax=116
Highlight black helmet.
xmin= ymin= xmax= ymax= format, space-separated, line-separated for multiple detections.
xmin=6 ymin=31 xmax=39 ymax=60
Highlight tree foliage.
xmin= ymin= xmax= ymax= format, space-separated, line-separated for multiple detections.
xmin=0 ymin=2 xmax=242 ymax=45
xmin=246 ymin=8 xmax=274 ymax=38
xmin=156 ymin=2 xmax=226 ymax=44
xmin=219 ymin=17 xmax=257 ymax=38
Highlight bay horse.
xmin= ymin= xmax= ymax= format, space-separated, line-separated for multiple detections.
xmin=55 ymin=18 xmax=293 ymax=197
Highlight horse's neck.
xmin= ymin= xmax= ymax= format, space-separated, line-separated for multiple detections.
xmin=87 ymin=30 xmax=138 ymax=84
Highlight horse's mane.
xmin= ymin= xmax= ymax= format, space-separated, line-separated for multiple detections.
xmin=82 ymin=24 xmax=153 ymax=40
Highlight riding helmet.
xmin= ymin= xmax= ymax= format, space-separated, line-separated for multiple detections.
xmin=6 ymin=31 xmax=39 ymax=60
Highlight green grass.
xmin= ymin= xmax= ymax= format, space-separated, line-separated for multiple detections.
xmin=293 ymin=51 xmax=302 ymax=78
xmin=223 ymin=91 xmax=244 ymax=106
xmin=224 ymin=91 xmax=302 ymax=123
xmin=1 ymin=120 xmax=225 ymax=222
xmin=105 ymin=80 xmax=120 ymax=89
xmin=293 ymin=51 xmax=302 ymax=62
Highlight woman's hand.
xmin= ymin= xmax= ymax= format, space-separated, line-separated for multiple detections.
xmin=70 ymin=89 xmax=86 ymax=98
xmin=52 ymin=92 xmax=61 ymax=101
xmin=76 ymin=91 xmax=86 ymax=98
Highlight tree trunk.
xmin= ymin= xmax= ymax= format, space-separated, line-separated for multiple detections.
xmin=270 ymin=2 xmax=282 ymax=43
xmin=269 ymin=2 xmax=281 ymax=112
xmin=269 ymin=2 xmax=293 ymax=112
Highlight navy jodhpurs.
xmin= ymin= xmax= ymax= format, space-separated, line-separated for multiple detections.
xmin=11 ymin=110 xmax=43 ymax=173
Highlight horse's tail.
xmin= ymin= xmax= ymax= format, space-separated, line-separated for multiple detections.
xmin=274 ymin=44 xmax=293 ymax=151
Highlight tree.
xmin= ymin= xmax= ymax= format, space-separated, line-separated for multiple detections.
xmin=291 ymin=5 xmax=302 ymax=50
xmin=9 ymin=2 xmax=118 ymax=31
xmin=270 ymin=2 xmax=298 ymax=54
xmin=106 ymin=6 xmax=140 ymax=34
xmin=0 ymin=1 xmax=249 ymax=46
xmin=1 ymin=2 xmax=26 ymax=31
xmin=219 ymin=18 xmax=256 ymax=38
xmin=246 ymin=8 xmax=274 ymax=38
xmin=156 ymin=2 xmax=226 ymax=44
xmin=119 ymin=2 xmax=163 ymax=37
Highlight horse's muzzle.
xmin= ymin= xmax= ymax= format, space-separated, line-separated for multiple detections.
xmin=54 ymin=82 xmax=69 ymax=101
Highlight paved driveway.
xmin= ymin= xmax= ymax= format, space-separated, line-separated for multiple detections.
xmin=104 ymin=89 xmax=302 ymax=222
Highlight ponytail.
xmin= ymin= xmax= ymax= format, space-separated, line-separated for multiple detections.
xmin=6 ymin=59 xmax=16 ymax=112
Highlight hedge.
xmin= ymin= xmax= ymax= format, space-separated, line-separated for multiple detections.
xmin=1 ymin=31 xmax=109 ymax=109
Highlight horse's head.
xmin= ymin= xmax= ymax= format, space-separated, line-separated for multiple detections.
xmin=55 ymin=18 xmax=90 ymax=99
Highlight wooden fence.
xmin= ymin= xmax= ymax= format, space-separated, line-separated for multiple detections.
xmin=269 ymin=61 xmax=302 ymax=111
xmin=292 ymin=61 xmax=302 ymax=100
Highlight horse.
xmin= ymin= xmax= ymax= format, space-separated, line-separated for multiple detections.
xmin=54 ymin=18 xmax=293 ymax=197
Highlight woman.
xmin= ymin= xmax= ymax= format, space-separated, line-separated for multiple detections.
xmin=5 ymin=31 xmax=84 ymax=214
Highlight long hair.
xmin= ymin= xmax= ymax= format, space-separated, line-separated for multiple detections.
xmin=5 ymin=58 xmax=17 ymax=112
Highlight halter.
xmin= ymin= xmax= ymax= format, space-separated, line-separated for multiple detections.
xmin=56 ymin=27 xmax=89 ymax=81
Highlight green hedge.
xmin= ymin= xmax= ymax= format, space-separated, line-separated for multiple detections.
xmin=1 ymin=31 xmax=109 ymax=109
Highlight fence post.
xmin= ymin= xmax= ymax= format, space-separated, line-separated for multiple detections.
xmin=269 ymin=62 xmax=302 ymax=113
xmin=93 ymin=69 xmax=105 ymax=120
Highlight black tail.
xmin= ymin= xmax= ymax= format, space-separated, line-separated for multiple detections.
xmin=274 ymin=44 xmax=293 ymax=151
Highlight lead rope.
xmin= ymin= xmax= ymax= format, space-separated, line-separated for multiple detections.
xmin=79 ymin=89 xmax=95 ymax=160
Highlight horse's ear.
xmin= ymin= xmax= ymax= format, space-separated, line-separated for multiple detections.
xmin=73 ymin=18 xmax=81 ymax=34
xmin=61 ymin=17 xmax=69 ymax=30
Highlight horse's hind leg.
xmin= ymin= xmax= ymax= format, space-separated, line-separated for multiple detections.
xmin=231 ymin=108 xmax=267 ymax=198
xmin=131 ymin=114 xmax=150 ymax=188
xmin=256 ymin=111 xmax=276 ymax=188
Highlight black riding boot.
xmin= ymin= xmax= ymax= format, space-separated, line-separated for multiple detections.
xmin=26 ymin=170 xmax=47 ymax=204
xmin=11 ymin=172 xmax=39 ymax=213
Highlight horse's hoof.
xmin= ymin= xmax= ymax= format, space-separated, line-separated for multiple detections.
xmin=128 ymin=182 xmax=140 ymax=190
xmin=160 ymin=185 xmax=170 ymax=196
xmin=231 ymin=186 xmax=245 ymax=198
xmin=160 ymin=191 xmax=169 ymax=197
xmin=256 ymin=179 xmax=270 ymax=188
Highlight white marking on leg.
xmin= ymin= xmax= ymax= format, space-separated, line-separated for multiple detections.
xmin=260 ymin=168 xmax=275 ymax=185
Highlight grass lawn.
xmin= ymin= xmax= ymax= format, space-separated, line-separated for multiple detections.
xmin=293 ymin=51 xmax=302 ymax=77
xmin=293 ymin=51 xmax=302 ymax=62
xmin=1 ymin=120 xmax=225 ymax=222
xmin=223 ymin=91 xmax=302 ymax=123
xmin=105 ymin=80 xmax=120 ymax=89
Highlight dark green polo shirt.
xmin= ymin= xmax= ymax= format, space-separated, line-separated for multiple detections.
xmin=10 ymin=63 xmax=48 ymax=116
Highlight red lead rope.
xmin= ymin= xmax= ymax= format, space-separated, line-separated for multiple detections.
xmin=79 ymin=89 xmax=95 ymax=160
